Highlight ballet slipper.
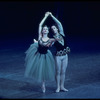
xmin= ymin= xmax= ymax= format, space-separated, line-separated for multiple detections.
xmin=55 ymin=88 xmax=60 ymax=93
xmin=42 ymin=86 xmax=46 ymax=93
xmin=60 ymin=87 xmax=68 ymax=92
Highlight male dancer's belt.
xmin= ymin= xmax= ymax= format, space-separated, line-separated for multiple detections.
xmin=56 ymin=47 xmax=70 ymax=56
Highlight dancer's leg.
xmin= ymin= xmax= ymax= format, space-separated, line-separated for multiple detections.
xmin=42 ymin=80 xmax=46 ymax=93
xmin=55 ymin=56 xmax=61 ymax=92
xmin=60 ymin=54 xmax=68 ymax=91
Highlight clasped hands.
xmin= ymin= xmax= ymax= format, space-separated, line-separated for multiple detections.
xmin=45 ymin=11 xmax=52 ymax=17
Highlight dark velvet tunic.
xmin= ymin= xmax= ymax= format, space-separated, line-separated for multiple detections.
xmin=38 ymin=38 xmax=49 ymax=54
xmin=38 ymin=43 xmax=49 ymax=54
xmin=54 ymin=35 xmax=68 ymax=52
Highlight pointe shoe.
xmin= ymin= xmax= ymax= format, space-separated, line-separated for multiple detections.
xmin=42 ymin=86 xmax=46 ymax=93
xmin=60 ymin=87 xmax=68 ymax=92
xmin=55 ymin=88 xmax=60 ymax=93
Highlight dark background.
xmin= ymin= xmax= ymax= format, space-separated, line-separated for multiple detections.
xmin=0 ymin=1 xmax=100 ymax=53
xmin=0 ymin=1 xmax=100 ymax=98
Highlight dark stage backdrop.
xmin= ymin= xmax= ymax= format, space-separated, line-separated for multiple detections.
xmin=0 ymin=1 xmax=100 ymax=53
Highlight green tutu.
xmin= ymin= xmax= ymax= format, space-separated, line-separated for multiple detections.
xmin=24 ymin=43 xmax=55 ymax=82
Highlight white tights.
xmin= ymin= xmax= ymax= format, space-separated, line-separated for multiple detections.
xmin=55 ymin=54 xmax=68 ymax=92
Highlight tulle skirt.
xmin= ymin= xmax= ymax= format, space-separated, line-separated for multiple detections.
xmin=24 ymin=43 xmax=55 ymax=82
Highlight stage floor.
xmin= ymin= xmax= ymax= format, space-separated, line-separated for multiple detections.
xmin=0 ymin=47 xmax=100 ymax=99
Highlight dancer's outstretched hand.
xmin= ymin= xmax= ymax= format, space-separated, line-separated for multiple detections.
xmin=33 ymin=39 xmax=38 ymax=43
xmin=49 ymin=12 xmax=53 ymax=17
xmin=45 ymin=12 xmax=50 ymax=17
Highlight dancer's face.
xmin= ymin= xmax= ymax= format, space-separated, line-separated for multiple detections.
xmin=51 ymin=25 xmax=58 ymax=34
xmin=42 ymin=26 xmax=49 ymax=35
